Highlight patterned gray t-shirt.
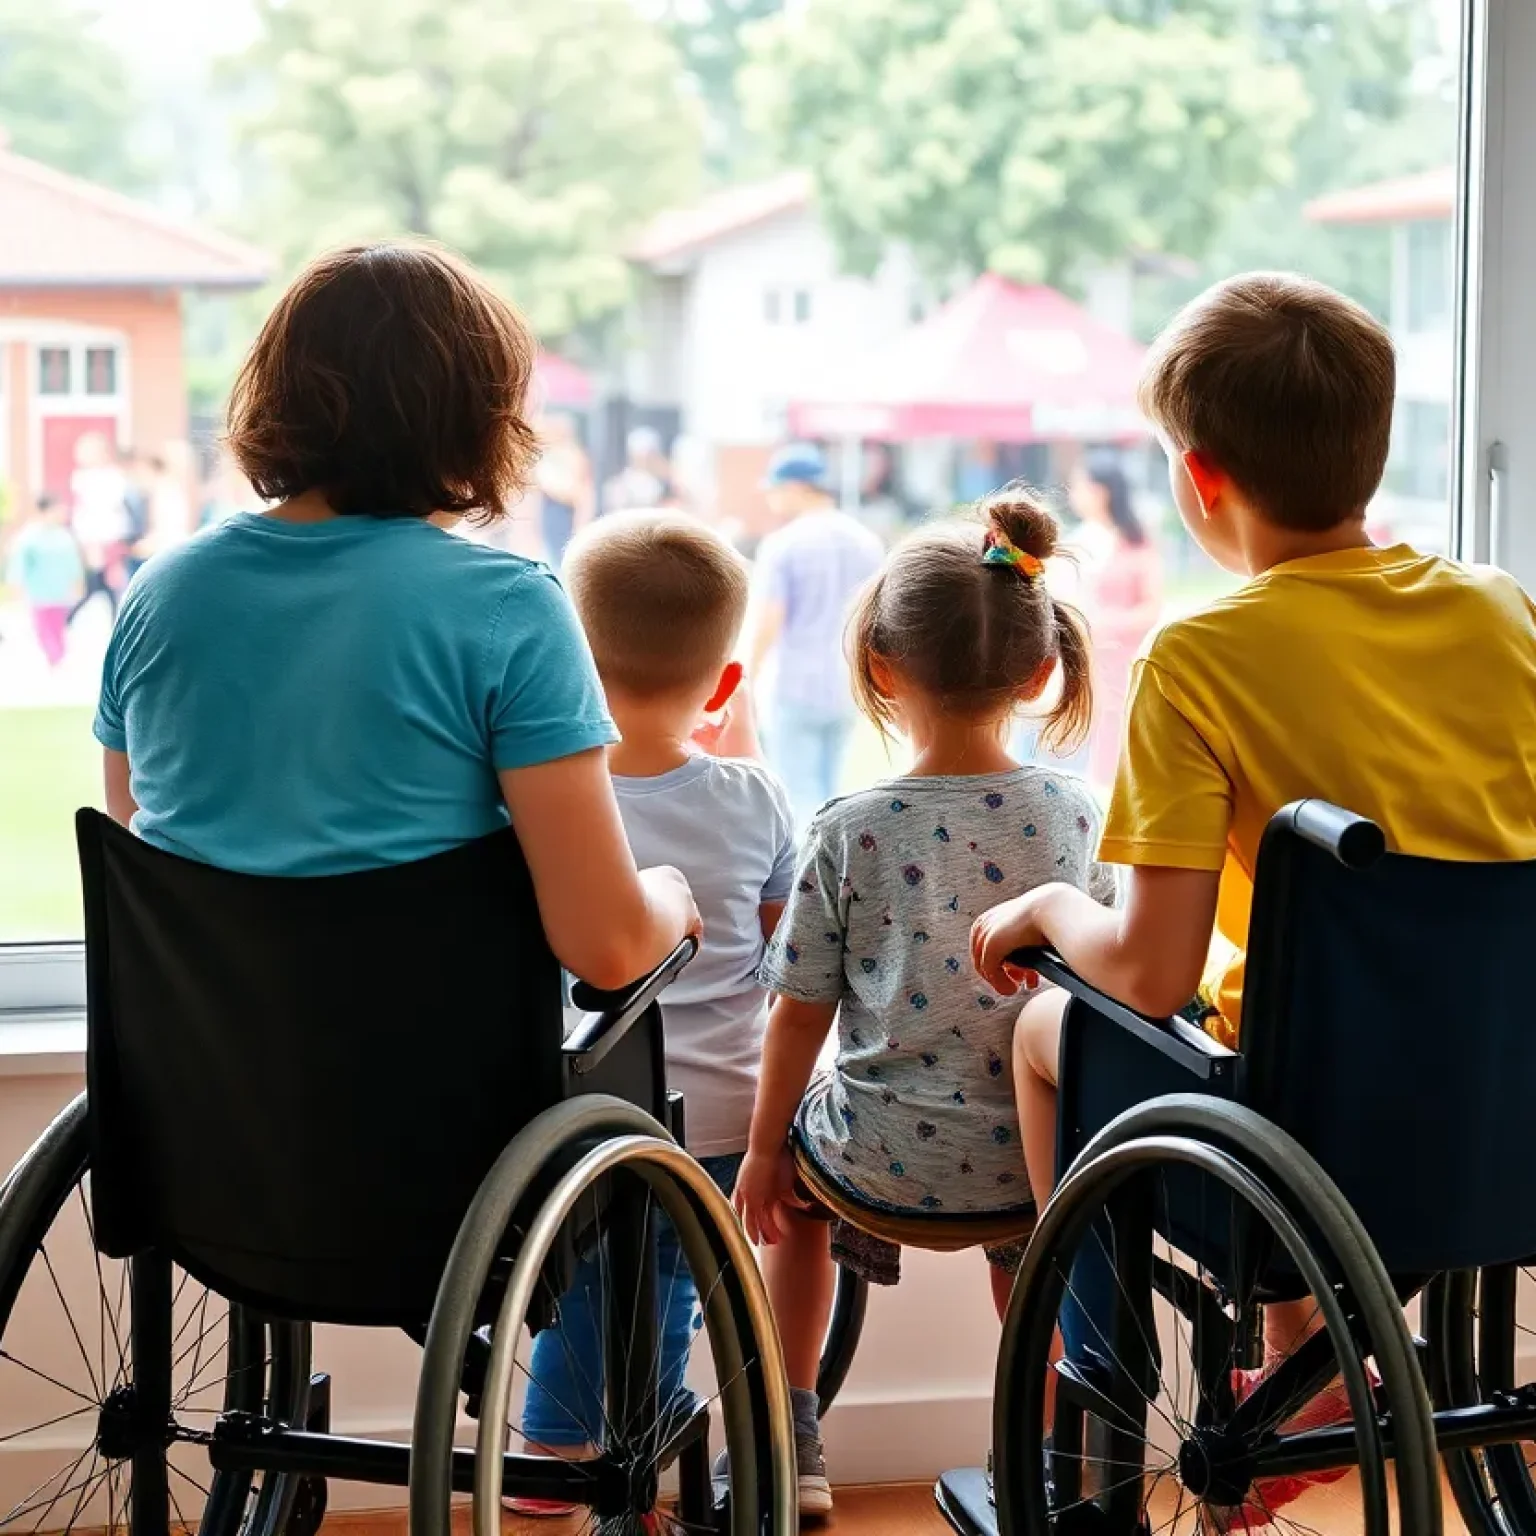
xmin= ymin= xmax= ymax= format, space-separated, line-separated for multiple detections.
xmin=760 ymin=769 xmax=1117 ymax=1214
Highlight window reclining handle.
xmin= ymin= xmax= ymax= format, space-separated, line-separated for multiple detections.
xmin=563 ymin=937 xmax=700 ymax=1076
xmin=1011 ymin=948 xmax=1236 ymax=1081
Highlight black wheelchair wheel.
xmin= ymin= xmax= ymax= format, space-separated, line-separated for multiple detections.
xmin=816 ymin=1264 xmax=868 ymax=1416
xmin=993 ymin=1099 xmax=1439 ymax=1536
xmin=0 ymin=1093 xmax=313 ymax=1536
xmin=1431 ymin=1265 xmax=1536 ymax=1536
xmin=410 ymin=1095 xmax=796 ymax=1536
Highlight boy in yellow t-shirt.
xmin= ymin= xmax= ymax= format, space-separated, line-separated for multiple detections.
xmin=971 ymin=271 xmax=1536 ymax=1526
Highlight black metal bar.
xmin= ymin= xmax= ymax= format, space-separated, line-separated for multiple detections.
xmin=565 ymin=938 xmax=698 ymax=1075
xmin=1013 ymin=950 xmax=1236 ymax=1079
xmin=1250 ymin=1400 xmax=1536 ymax=1481
xmin=130 ymin=1252 xmax=173 ymax=1536
xmin=208 ymin=1425 xmax=625 ymax=1503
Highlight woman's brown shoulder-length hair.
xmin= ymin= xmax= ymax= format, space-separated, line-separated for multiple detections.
xmin=226 ymin=241 xmax=540 ymax=523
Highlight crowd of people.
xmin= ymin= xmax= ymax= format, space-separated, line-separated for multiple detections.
xmin=0 ymin=434 xmax=251 ymax=683
xmin=85 ymin=240 xmax=1536 ymax=1532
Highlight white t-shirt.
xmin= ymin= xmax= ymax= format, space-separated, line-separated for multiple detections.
xmin=613 ymin=755 xmax=797 ymax=1155
xmin=71 ymin=465 xmax=129 ymax=548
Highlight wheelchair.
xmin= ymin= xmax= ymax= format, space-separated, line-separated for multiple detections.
xmin=0 ymin=813 xmax=796 ymax=1536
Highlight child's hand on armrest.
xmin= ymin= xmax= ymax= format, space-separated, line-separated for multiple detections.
xmin=733 ymin=1144 xmax=807 ymax=1245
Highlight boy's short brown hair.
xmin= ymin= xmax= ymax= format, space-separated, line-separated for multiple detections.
xmin=226 ymin=241 xmax=539 ymax=522
xmin=565 ymin=512 xmax=749 ymax=698
xmin=1138 ymin=272 xmax=1396 ymax=532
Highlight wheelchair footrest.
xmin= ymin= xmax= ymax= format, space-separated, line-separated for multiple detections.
xmin=934 ymin=1468 xmax=997 ymax=1536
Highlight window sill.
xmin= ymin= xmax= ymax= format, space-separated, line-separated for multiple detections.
xmin=0 ymin=1011 xmax=86 ymax=1077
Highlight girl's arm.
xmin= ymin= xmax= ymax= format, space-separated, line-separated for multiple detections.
xmin=734 ymin=994 xmax=838 ymax=1244
xmin=500 ymin=749 xmax=700 ymax=991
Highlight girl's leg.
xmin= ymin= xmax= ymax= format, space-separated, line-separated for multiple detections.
xmin=763 ymin=1206 xmax=836 ymax=1390
xmin=1014 ymin=988 xmax=1069 ymax=1206
xmin=989 ymin=1258 xmax=1015 ymax=1320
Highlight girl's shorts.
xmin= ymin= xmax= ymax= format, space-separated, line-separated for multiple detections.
xmin=827 ymin=1219 xmax=1026 ymax=1286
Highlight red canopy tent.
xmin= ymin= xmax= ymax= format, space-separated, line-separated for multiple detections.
xmin=535 ymin=352 xmax=593 ymax=410
xmin=789 ymin=273 xmax=1146 ymax=442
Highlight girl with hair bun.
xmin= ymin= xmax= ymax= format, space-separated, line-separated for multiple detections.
xmin=732 ymin=489 xmax=1118 ymax=1505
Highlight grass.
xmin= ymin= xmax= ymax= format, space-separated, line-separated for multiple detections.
xmin=1 ymin=707 xmax=100 ymax=940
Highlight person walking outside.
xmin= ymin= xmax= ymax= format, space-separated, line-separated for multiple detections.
xmin=747 ymin=443 xmax=883 ymax=825
xmin=1068 ymin=449 xmax=1163 ymax=783
xmin=7 ymin=493 xmax=84 ymax=669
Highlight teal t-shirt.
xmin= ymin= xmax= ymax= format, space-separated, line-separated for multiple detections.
xmin=94 ymin=513 xmax=618 ymax=875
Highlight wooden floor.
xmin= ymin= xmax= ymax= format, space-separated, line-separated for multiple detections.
xmin=309 ymin=1473 xmax=1475 ymax=1535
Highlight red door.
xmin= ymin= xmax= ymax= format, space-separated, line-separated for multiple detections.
xmin=41 ymin=415 xmax=119 ymax=499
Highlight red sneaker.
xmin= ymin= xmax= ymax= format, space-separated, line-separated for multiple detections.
xmin=1208 ymin=1367 xmax=1366 ymax=1531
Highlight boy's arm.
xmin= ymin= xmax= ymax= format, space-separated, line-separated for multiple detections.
xmin=971 ymin=865 xmax=1219 ymax=1018
xmin=759 ymin=898 xmax=786 ymax=942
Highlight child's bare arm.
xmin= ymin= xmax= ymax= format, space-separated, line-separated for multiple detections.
xmin=735 ymin=995 xmax=836 ymax=1244
xmin=759 ymin=899 xmax=786 ymax=943
xmin=103 ymin=748 xmax=138 ymax=828
xmin=971 ymin=866 xmax=1219 ymax=1019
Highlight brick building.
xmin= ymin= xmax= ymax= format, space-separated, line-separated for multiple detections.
xmin=0 ymin=137 xmax=268 ymax=512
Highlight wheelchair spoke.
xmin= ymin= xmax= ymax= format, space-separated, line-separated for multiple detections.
xmin=1 ymin=1445 xmax=93 ymax=1528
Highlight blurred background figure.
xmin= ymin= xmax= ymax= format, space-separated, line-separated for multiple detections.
xmin=1069 ymin=449 xmax=1164 ymax=783
xmin=534 ymin=413 xmax=595 ymax=568
xmin=200 ymin=454 xmax=253 ymax=530
xmin=6 ymin=494 xmax=84 ymax=670
xmin=67 ymin=432 xmax=129 ymax=625
xmin=603 ymin=425 xmax=672 ymax=514
xmin=747 ymin=442 xmax=884 ymax=826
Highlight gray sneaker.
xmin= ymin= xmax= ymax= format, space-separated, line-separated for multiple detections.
xmin=709 ymin=1432 xmax=834 ymax=1519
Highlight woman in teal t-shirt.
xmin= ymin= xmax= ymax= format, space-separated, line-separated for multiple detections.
xmin=94 ymin=241 xmax=697 ymax=989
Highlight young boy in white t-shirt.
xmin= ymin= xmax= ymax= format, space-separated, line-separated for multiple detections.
xmin=511 ymin=512 xmax=802 ymax=1513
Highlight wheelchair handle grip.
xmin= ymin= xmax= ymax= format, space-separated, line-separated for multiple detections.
xmin=1285 ymin=800 xmax=1386 ymax=870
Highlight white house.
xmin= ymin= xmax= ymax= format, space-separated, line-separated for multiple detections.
xmin=1306 ymin=165 xmax=1455 ymax=550
xmin=625 ymin=173 xmax=920 ymax=526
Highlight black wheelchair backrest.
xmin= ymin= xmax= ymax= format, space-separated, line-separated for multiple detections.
xmin=1242 ymin=802 xmax=1536 ymax=1273
xmin=77 ymin=810 xmax=569 ymax=1325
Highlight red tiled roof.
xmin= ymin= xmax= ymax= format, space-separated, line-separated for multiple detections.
xmin=628 ymin=172 xmax=812 ymax=265
xmin=0 ymin=146 xmax=270 ymax=289
xmin=1304 ymin=166 xmax=1454 ymax=225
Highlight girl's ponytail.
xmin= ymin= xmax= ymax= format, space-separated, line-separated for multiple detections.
xmin=1041 ymin=597 xmax=1094 ymax=756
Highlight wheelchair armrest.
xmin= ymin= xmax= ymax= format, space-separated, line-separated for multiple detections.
xmin=1013 ymin=947 xmax=1235 ymax=1082
xmin=563 ymin=938 xmax=698 ymax=1077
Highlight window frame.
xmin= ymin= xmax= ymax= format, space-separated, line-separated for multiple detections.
xmin=4 ymin=0 xmax=1532 ymax=1034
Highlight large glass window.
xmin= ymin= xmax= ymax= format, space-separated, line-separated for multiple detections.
xmin=0 ymin=0 xmax=1486 ymax=974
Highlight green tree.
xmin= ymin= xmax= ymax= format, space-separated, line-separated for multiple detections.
xmin=233 ymin=0 xmax=703 ymax=337
xmin=741 ymin=0 xmax=1305 ymax=291
xmin=0 ymin=0 xmax=143 ymax=187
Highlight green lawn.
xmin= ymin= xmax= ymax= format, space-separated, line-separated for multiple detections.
xmin=1 ymin=707 xmax=100 ymax=940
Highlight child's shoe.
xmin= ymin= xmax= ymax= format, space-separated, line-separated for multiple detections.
xmin=1206 ymin=1367 xmax=1368 ymax=1531
xmin=710 ymin=1386 xmax=832 ymax=1517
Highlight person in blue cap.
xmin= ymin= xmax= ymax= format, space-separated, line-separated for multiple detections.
xmin=746 ymin=443 xmax=884 ymax=826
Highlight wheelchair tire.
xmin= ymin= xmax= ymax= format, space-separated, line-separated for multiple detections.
xmin=409 ymin=1094 xmax=796 ymax=1536
xmin=0 ymin=1091 xmax=314 ymax=1536
xmin=816 ymin=1263 xmax=869 ymax=1416
xmin=992 ymin=1097 xmax=1440 ymax=1536
xmin=1431 ymin=1265 xmax=1536 ymax=1535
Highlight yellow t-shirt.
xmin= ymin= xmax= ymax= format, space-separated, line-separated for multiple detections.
xmin=1100 ymin=544 xmax=1536 ymax=1046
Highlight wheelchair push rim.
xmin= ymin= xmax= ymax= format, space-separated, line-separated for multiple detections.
xmin=410 ymin=1095 xmax=796 ymax=1536
xmin=0 ymin=1092 xmax=314 ymax=1536
xmin=994 ymin=1132 xmax=1407 ymax=1536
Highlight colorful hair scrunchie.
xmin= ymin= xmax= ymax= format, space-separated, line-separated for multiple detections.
xmin=982 ymin=531 xmax=1045 ymax=579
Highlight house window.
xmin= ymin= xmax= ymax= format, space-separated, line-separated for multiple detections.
xmin=85 ymin=346 xmax=118 ymax=396
xmin=1384 ymin=398 xmax=1451 ymax=505
xmin=764 ymin=287 xmax=813 ymax=326
xmin=38 ymin=348 xmax=71 ymax=395
xmin=1406 ymin=221 xmax=1451 ymax=333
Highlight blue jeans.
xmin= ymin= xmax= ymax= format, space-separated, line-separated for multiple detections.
xmin=521 ymin=1153 xmax=742 ymax=1448
xmin=767 ymin=706 xmax=854 ymax=829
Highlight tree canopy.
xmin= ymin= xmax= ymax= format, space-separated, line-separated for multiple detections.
xmin=0 ymin=0 xmax=144 ymax=188
xmin=233 ymin=0 xmax=704 ymax=337
xmin=741 ymin=0 xmax=1446 ymax=302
